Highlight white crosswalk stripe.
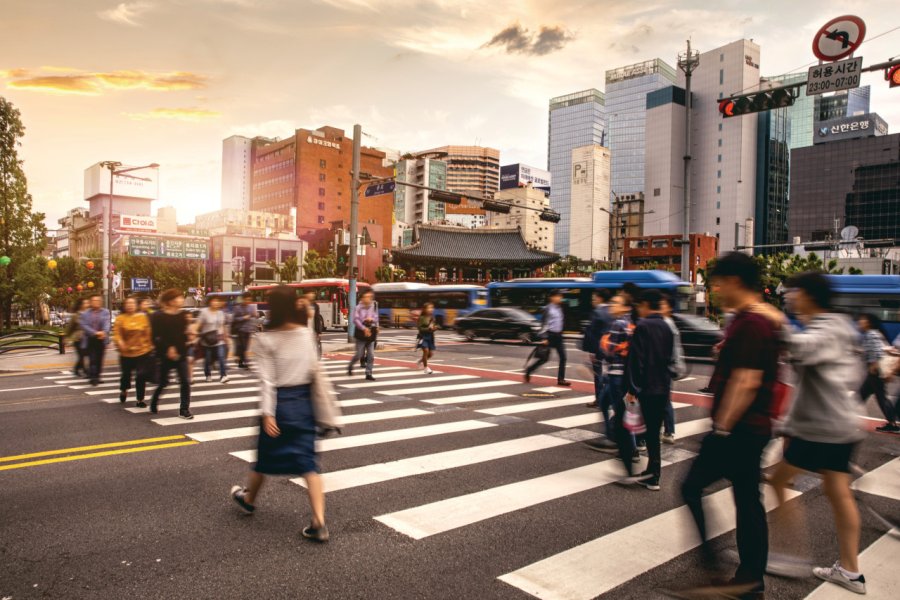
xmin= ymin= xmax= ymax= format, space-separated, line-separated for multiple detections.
xmin=423 ymin=392 xmax=514 ymax=405
xmin=376 ymin=379 xmax=514 ymax=396
xmin=340 ymin=374 xmax=476 ymax=389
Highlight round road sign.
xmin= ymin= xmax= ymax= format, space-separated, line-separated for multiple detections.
xmin=812 ymin=15 xmax=866 ymax=62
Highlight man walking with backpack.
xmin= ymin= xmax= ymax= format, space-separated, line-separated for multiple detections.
xmin=525 ymin=290 xmax=570 ymax=386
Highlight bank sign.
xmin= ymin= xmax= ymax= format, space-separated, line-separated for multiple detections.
xmin=119 ymin=214 xmax=157 ymax=232
xmin=499 ymin=163 xmax=552 ymax=193
xmin=815 ymin=114 xmax=889 ymax=144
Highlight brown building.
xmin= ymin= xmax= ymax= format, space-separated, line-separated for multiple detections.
xmin=623 ymin=233 xmax=718 ymax=284
xmin=609 ymin=193 xmax=646 ymax=267
xmin=414 ymin=145 xmax=500 ymax=223
xmin=249 ymin=126 xmax=393 ymax=250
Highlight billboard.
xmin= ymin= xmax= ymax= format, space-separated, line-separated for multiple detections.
xmin=814 ymin=114 xmax=889 ymax=145
xmin=119 ymin=214 xmax=157 ymax=232
xmin=128 ymin=236 xmax=208 ymax=259
xmin=84 ymin=163 xmax=159 ymax=201
xmin=499 ymin=163 xmax=551 ymax=193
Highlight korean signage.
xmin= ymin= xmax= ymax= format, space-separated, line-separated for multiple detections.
xmin=814 ymin=114 xmax=889 ymax=144
xmin=306 ymin=135 xmax=341 ymax=150
xmin=806 ymin=56 xmax=863 ymax=96
xmin=128 ymin=236 xmax=209 ymax=259
xmin=130 ymin=278 xmax=153 ymax=292
xmin=500 ymin=163 xmax=552 ymax=193
xmin=119 ymin=214 xmax=157 ymax=232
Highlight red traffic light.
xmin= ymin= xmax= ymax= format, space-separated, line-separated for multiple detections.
xmin=888 ymin=65 xmax=900 ymax=88
xmin=718 ymin=99 xmax=735 ymax=118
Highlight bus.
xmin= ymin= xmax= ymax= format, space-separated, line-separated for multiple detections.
xmin=487 ymin=270 xmax=693 ymax=333
xmin=248 ymin=279 xmax=371 ymax=330
xmin=827 ymin=274 xmax=900 ymax=341
xmin=372 ymin=283 xmax=487 ymax=329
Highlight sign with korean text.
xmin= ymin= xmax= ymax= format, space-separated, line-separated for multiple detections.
xmin=806 ymin=56 xmax=863 ymax=96
xmin=119 ymin=214 xmax=157 ymax=232
xmin=131 ymin=278 xmax=153 ymax=292
xmin=364 ymin=181 xmax=396 ymax=197
xmin=128 ymin=236 xmax=209 ymax=260
xmin=812 ymin=15 xmax=866 ymax=62
xmin=814 ymin=114 xmax=889 ymax=144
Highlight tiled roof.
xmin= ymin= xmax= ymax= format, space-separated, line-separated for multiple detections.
xmin=391 ymin=225 xmax=558 ymax=266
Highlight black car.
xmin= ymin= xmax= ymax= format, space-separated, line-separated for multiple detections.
xmin=672 ymin=313 xmax=723 ymax=359
xmin=454 ymin=308 xmax=541 ymax=343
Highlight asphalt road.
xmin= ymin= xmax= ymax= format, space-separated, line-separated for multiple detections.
xmin=2 ymin=328 xmax=899 ymax=600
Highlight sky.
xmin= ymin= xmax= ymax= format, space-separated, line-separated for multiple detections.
xmin=2 ymin=0 xmax=899 ymax=229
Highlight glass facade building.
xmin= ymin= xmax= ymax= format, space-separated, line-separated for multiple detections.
xmin=605 ymin=59 xmax=677 ymax=197
xmin=755 ymin=108 xmax=792 ymax=251
xmin=548 ymin=89 xmax=606 ymax=255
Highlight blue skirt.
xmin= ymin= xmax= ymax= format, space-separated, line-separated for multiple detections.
xmin=417 ymin=333 xmax=436 ymax=351
xmin=254 ymin=384 xmax=319 ymax=476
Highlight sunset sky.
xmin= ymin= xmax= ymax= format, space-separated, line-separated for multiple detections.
xmin=3 ymin=0 xmax=899 ymax=229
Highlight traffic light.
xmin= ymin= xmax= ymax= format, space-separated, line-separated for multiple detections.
xmin=482 ymin=199 xmax=512 ymax=214
xmin=337 ymin=244 xmax=350 ymax=266
xmin=719 ymin=88 xmax=794 ymax=118
xmin=539 ymin=209 xmax=561 ymax=223
xmin=430 ymin=190 xmax=463 ymax=205
xmin=888 ymin=65 xmax=900 ymax=88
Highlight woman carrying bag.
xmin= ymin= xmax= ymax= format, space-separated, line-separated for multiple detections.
xmin=112 ymin=296 xmax=154 ymax=407
xmin=198 ymin=296 xmax=230 ymax=384
xmin=231 ymin=287 xmax=342 ymax=543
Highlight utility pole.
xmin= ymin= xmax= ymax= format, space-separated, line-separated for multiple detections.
xmin=678 ymin=40 xmax=700 ymax=283
xmin=347 ymin=124 xmax=362 ymax=341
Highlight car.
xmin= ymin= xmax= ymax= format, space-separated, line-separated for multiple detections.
xmin=671 ymin=313 xmax=724 ymax=359
xmin=454 ymin=307 xmax=541 ymax=343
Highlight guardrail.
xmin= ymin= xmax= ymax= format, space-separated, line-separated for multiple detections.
xmin=0 ymin=330 xmax=66 ymax=355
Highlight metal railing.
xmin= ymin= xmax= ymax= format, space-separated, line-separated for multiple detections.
xmin=0 ymin=330 xmax=66 ymax=355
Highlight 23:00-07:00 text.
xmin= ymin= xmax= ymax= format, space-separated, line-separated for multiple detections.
xmin=807 ymin=76 xmax=860 ymax=94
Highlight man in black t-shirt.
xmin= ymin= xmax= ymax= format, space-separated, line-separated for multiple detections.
xmin=149 ymin=289 xmax=193 ymax=419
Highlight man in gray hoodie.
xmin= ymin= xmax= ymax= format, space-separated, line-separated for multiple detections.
xmin=760 ymin=271 xmax=867 ymax=595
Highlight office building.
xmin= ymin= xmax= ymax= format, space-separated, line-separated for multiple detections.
xmin=605 ymin=59 xmax=678 ymax=197
xmin=610 ymin=193 xmax=647 ymax=267
xmin=623 ymin=233 xmax=718 ymax=282
xmin=210 ymin=235 xmax=306 ymax=291
xmin=413 ymin=145 xmax=499 ymax=225
xmin=491 ymin=183 xmax=555 ymax=252
xmin=499 ymin=163 xmax=551 ymax=194
xmin=568 ymin=145 xmax=611 ymax=261
xmin=644 ymin=86 xmax=687 ymax=238
xmin=394 ymin=156 xmax=448 ymax=225
xmin=194 ymin=208 xmax=295 ymax=238
xmin=221 ymin=135 xmax=265 ymax=211
xmin=755 ymin=107 xmax=791 ymax=250
xmin=548 ymin=89 xmax=607 ymax=255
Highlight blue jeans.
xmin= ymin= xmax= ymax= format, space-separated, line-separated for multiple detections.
xmin=591 ymin=360 xmax=606 ymax=408
xmin=204 ymin=344 xmax=227 ymax=379
xmin=351 ymin=340 xmax=375 ymax=376
xmin=601 ymin=374 xmax=625 ymax=437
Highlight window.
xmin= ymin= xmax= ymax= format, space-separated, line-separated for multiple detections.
xmin=317 ymin=216 xmax=325 ymax=224
xmin=716 ymin=201 xmax=721 ymax=209
xmin=651 ymin=239 xmax=669 ymax=248
xmin=319 ymin=159 xmax=326 ymax=168
xmin=281 ymin=249 xmax=297 ymax=261
xmin=718 ymin=139 xmax=722 ymax=147
xmin=653 ymin=188 xmax=661 ymax=197
xmin=717 ymin=155 xmax=722 ymax=163
xmin=629 ymin=239 xmax=649 ymax=249
xmin=716 ymin=217 xmax=721 ymax=225
xmin=318 ymin=202 xmax=325 ymax=210
xmin=255 ymin=267 xmax=276 ymax=281
xmin=719 ymin=69 xmax=724 ymax=85
xmin=319 ymin=173 xmax=326 ymax=182
xmin=232 ymin=246 xmax=251 ymax=261
xmin=318 ymin=188 xmax=325 ymax=196
xmin=255 ymin=247 xmax=276 ymax=262
xmin=717 ymin=186 xmax=721 ymax=194
xmin=720 ymin=53 xmax=724 ymax=62
xmin=717 ymin=170 xmax=721 ymax=179
xmin=718 ymin=123 xmax=723 ymax=131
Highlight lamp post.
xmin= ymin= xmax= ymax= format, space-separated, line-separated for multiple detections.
xmin=98 ymin=161 xmax=159 ymax=309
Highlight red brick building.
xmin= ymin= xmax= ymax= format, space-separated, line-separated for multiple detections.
xmin=622 ymin=233 xmax=718 ymax=284
xmin=249 ymin=126 xmax=393 ymax=250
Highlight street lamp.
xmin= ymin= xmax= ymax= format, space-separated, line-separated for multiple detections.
xmin=98 ymin=161 xmax=159 ymax=309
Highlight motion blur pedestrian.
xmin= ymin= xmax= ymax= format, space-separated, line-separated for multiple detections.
xmin=80 ymin=294 xmax=111 ymax=386
xmin=198 ymin=295 xmax=230 ymax=383
xmin=417 ymin=302 xmax=438 ymax=374
xmin=65 ymin=298 xmax=89 ymax=377
xmin=230 ymin=286 xmax=342 ymax=542
xmin=139 ymin=298 xmax=154 ymax=315
xmin=149 ymin=289 xmax=192 ymax=419
xmin=348 ymin=289 xmax=378 ymax=380
xmin=304 ymin=292 xmax=326 ymax=357
xmin=185 ymin=311 xmax=199 ymax=384
xmin=583 ymin=289 xmax=613 ymax=409
xmin=857 ymin=313 xmax=897 ymax=432
xmin=113 ymin=296 xmax=154 ymax=407
xmin=681 ymin=252 xmax=779 ymax=600
xmin=620 ymin=290 xmax=673 ymax=491
xmin=232 ymin=292 xmax=257 ymax=369
xmin=660 ymin=294 xmax=686 ymax=444
xmin=758 ymin=272 xmax=868 ymax=594
xmin=525 ymin=290 xmax=569 ymax=385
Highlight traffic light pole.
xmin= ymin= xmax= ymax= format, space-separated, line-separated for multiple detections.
xmin=347 ymin=124 xmax=362 ymax=342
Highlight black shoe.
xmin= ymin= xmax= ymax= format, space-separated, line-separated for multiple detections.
xmin=585 ymin=438 xmax=619 ymax=453
xmin=359 ymin=359 xmax=365 ymax=369
xmin=230 ymin=486 xmax=255 ymax=514
xmin=119 ymin=392 xmax=126 ymax=404
xmin=179 ymin=410 xmax=194 ymax=420
xmin=347 ymin=366 xmax=353 ymax=376
xmin=301 ymin=523 xmax=329 ymax=543
xmin=136 ymin=401 xmax=147 ymax=408
xmin=557 ymin=380 xmax=571 ymax=386
xmin=149 ymin=400 xmax=159 ymax=414
xmin=365 ymin=375 xmax=376 ymax=381
xmin=524 ymin=372 xmax=531 ymax=383
xmin=90 ymin=379 xmax=100 ymax=387
xmin=875 ymin=423 xmax=900 ymax=433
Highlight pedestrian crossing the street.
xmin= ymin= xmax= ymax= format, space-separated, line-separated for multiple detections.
xmin=49 ymin=355 xmax=900 ymax=599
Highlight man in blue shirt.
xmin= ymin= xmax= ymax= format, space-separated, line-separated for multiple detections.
xmin=80 ymin=294 xmax=111 ymax=386
xmin=525 ymin=290 xmax=570 ymax=386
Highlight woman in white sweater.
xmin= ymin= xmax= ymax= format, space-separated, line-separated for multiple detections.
xmin=231 ymin=287 xmax=342 ymax=542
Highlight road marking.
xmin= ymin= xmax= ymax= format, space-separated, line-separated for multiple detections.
xmin=90 ymin=385 xmax=259 ymax=398
xmin=532 ymin=386 xmax=569 ymax=393
xmin=852 ymin=456 xmax=900 ymax=501
xmin=539 ymin=404 xmax=694 ymax=430
xmin=325 ymin=368 xmax=409 ymax=382
xmin=122 ymin=396 xmax=372 ymax=414
xmin=0 ymin=385 xmax=63 ymax=392
xmin=468 ymin=356 xmax=495 ymax=360
xmin=340 ymin=374 xmax=475 ymax=389
xmin=424 ymin=392 xmax=515 ymax=405
xmin=187 ymin=426 xmax=260 ymax=442
xmin=43 ymin=373 xmax=75 ymax=379
xmin=0 ymin=440 xmax=197 ymax=471
xmin=230 ymin=420 xmax=499 ymax=463
xmin=477 ymin=396 xmax=594 ymax=416
xmin=154 ymin=408 xmax=261 ymax=426
xmin=498 ymin=486 xmax=801 ymax=600
xmin=0 ymin=434 xmax=188 ymax=463
xmin=70 ymin=374 xmax=252 ymax=390
xmin=804 ymin=529 xmax=900 ymax=599
xmin=376 ymin=379 xmax=514 ymax=396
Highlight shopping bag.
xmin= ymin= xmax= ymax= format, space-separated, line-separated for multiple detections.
xmin=623 ymin=401 xmax=646 ymax=434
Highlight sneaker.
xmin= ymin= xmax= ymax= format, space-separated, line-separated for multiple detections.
xmin=813 ymin=561 xmax=866 ymax=595
xmin=365 ymin=375 xmax=376 ymax=381
xmin=638 ymin=476 xmax=661 ymax=491
xmin=585 ymin=402 xmax=598 ymax=409
xmin=230 ymin=486 xmax=255 ymax=514
xmin=585 ymin=438 xmax=619 ymax=453
xmin=524 ymin=372 xmax=531 ymax=383
xmin=301 ymin=523 xmax=330 ymax=543
xmin=875 ymin=422 xmax=900 ymax=434
xmin=136 ymin=401 xmax=147 ymax=409
xmin=424 ymin=368 xmax=433 ymax=375
xmin=149 ymin=400 xmax=159 ymax=414
xmin=119 ymin=392 xmax=126 ymax=404
xmin=220 ymin=376 xmax=230 ymax=384
xmin=557 ymin=380 xmax=572 ymax=386
xmin=205 ymin=376 xmax=211 ymax=383
xmin=663 ymin=433 xmax=676 ymax=444
xmin=179 ymin=410 xmax=194 ymax=420
xmin=621 ymin=470 xmax=655 ymax=486
xmin=632 ymin=449 xmax=641 ymax=463
xmin=347 ymin=367 xmax=353 ymax=376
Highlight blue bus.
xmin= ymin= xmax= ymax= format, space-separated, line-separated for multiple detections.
xmin=372 ymin=282 xmax=488 ymax=329
xmin=827 ymin=275 xmax=900 ymax=341
xmin=487 ymin=271 xmax=693 ymax=333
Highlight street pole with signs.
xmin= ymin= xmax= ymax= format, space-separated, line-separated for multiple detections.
xmin=678 ymin=40 xmax=700 ymax=284
xmin=347 ymin=124 xmax=361 ymax=341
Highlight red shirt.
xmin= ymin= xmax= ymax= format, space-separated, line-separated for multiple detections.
xmin=710 ymin=310 xmax=780 ymax=437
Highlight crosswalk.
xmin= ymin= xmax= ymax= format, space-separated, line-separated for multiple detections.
xmin=45 ymin=356 xmax=900 ymax=599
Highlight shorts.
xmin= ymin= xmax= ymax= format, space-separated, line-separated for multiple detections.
xmin=417 ymin=334 xmax=436 ymax=351
xmin=784 ymin=437 xmax=858 ymax=474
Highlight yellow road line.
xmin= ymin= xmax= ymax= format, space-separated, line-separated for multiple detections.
xmin=0 ymin=435 xmax=188 ymax=463
xmin=0 ymin=441 xmax=199 ymax=471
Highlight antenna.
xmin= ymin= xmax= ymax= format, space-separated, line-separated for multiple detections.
xmin=840 ymin=225 xmax=859 ymax=241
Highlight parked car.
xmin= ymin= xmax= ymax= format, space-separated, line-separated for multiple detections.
xmin=454 ymin=307 xmax=541 ymax=343
xmin=671 ymin=313 xmax=723 ymax=359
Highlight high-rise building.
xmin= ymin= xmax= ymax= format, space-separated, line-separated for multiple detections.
xmin=568 ymin=145 xmax=612 ymax=261
xmin=413 ymin=145 xmax=499 ymax=226
xmin=394 ymin=156 xmax=447 ymax=225
xmin=221 ymin=136 xmax=259 ymax=211
xmin=491 ymin=183 xmax=555 ymax=252
xmin=605 ymin=59 xmax=678 ymax=197
xmin=755 ymin=107 xmax=791 ymax=251
xmin=547 ymin=89 xmax=607 ymax=255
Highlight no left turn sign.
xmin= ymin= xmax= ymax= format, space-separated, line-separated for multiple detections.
xmin=813 ymin=15 xmax=866 ymax=62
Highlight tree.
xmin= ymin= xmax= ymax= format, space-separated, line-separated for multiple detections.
xmin=14 ymin=256 xmax=51 ymax=324
xmin=375 ymin=264 xmax=406 ymax=282
xmin=265 ymin=255 xmax=301 ymax=284
xmin=0 ymin=96 xmax=48 ymax=331
xmin=303 ymin=249 xmax=336 ymax=279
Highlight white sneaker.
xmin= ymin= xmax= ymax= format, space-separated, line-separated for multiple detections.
xmin=220 ymin=376 xmax=230 ymax=384
xmin=813 ymin=561 xmax=866 ymax=595
xmin=205 ymin=376 xmax=211 ymax=383
xmin=424 ymin=368 xmax=433 ymax=374
xmin=662 ymin=433 xmax=676 ymax=444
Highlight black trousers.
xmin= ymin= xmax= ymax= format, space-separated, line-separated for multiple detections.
xmin=639 ymin=394 xmax=668 ymax=478
xmin=86 ymin=337 xmax=106 ymax=382
xmin=236 ymin=331 xmax=252 ymax=365
xmin=152 ymin=357 xmax=191 ymax=411
xmin=682 ymin=431 xmax=770 ymax=586
xmin=73 ymin=342 xmax=87 ymax=375
xmin=120 ymin=354 xmax=149 ymax=401
xmin=860 ymin=372 xmax=896 ymax=423
xmin=525 ymin=332 xmax=567 ymax=381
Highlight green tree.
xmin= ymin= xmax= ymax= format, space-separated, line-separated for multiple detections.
xmin=375 ymin=264 xmax=406 ymax=282
xmin=113 ymin=254 xmax=202 ymax=295
xmin=303 ymin=249 xmax=336 ymax=279
xmin=265 ymin=255 xmax=301 ymax=284
xmin=0 ymin=97 xmax=48 ymax=330
xmin=14 ymin=256 xmax=51 ymax=324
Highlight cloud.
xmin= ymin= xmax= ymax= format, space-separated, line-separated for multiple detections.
xmin=2 ymin=68 xmax=209 ymax=95
xmin=98 ymin=2 xmax=155 ymax=26
xmin=483 ymin=22 xmax=574 ymax=56
xmin=126 ymin=107 xmax=222 ymax=121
